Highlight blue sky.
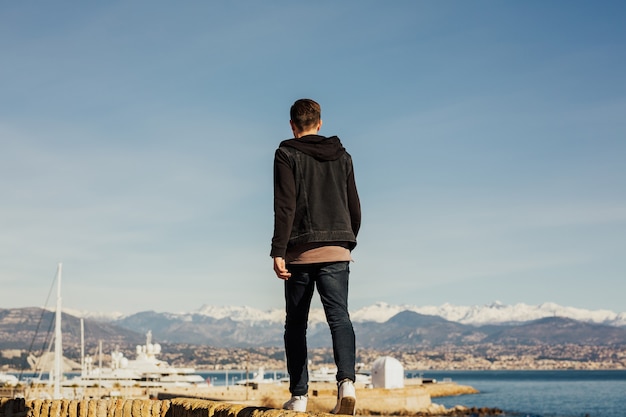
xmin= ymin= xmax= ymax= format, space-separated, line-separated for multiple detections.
xmin=2 ymin=1 xmax=625 ymax=315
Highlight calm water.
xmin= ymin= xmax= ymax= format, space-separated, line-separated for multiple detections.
xmin=201 ymin=370 xmax=287 ymax=386
xmin=201 ymin=369 xmax=626 ymax=417
xmin=426 ymin=370 xmax=626 ymax=417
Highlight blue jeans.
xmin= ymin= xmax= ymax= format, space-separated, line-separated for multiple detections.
xmin=284 ymin=261 xmax=356 ymax=396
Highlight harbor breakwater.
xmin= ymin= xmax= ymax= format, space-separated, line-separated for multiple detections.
xmin=0 ymin=390 xmax=489 ymax=417
xmin=2 ymin=398 xmax=281 ymax=417
xmin=1 ymin=379 xmax=485 ymax=417
xmin=0 ymin=382 xmax=488 ymax=417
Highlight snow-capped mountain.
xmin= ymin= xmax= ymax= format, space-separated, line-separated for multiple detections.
xmin=351 ymin=301 xmax=626 ymax=327
xmin=66 ymin=301 xmax=626 ymax=328
xmin=182 ymin=302 xmax=626 ymax=327
xmin=62 ymin=307 xmax=126 ymax=321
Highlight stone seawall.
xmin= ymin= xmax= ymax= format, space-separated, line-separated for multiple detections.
xmin=1 ymin=381 xmax=481 ymax=417
xmin=1 ymin=398 xmax=287 ymax=417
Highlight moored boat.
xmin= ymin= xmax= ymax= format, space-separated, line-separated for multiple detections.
xmin=0 ymin=372 xmax=19 ymax=387
xmin=65 ymin=331 xmax=209 ymax=389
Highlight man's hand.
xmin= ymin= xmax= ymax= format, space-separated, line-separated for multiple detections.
xmin=273 ymin=257 xmax=291 ymax=280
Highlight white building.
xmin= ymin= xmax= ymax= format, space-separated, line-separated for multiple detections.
xmin=371 ymin=356 xmax=404 ymax=389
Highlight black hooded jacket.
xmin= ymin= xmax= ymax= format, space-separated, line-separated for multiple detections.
xmin=271 ymin=134 xmax=361 ymax=258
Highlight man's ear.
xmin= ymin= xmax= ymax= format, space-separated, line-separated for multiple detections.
xmin=317 ymin=119 xmax=323 ymax=132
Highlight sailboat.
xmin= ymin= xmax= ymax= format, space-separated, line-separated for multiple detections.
xmin=23 ymin=263 xmax=66 ymax=399
xmin=51 ymin=263 xmax=63 ymax=399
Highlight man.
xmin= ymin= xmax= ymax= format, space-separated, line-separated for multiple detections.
xmin=271 ymin=98 xmax=361 ymax=415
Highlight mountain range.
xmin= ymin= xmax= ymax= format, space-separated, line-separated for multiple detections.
xmin=3 ymin=302 xmax=625 ymax=352
xmin=75 ymin=300 xmax=626 ymax=327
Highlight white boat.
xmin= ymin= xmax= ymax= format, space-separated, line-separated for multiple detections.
xmin=309 ymin=366 xmax=337 ymax=382
xmin=0 ymin=372 xmax=19 ymax=387
xmin=65 ymin=330 xmax=209 ymax=389
xmin=234 ymin=367 xmax=280 ymax=386
xmin=308 ymin=364 xmax=371 ymax=385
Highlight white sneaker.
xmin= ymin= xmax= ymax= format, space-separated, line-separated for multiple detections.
xmin=331 ymin=379 xmax=356 ymax=415
xmin=283 ymin=395 xmax=308 ymax=412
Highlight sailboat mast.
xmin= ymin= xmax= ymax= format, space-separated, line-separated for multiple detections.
xmin=80 ymin=318 xmax=85 ymax=376
xmin=53 ymin=262 xmax=63 ymax=399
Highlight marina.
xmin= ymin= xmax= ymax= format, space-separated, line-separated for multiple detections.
xmin=63 ymin=331 xmax=210 ymax=390
xmin=9 ymin=264 xmax=210 ymax=399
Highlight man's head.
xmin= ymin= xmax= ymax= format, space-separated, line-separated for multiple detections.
xmin=290 ymin=98 xmax=322 ymax=137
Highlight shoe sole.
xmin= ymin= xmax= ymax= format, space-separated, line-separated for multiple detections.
xmin=335 ymin=397 xmax=356 ymax=415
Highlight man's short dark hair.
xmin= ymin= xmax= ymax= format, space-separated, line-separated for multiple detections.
xmin=290 ymin=99 xmax=321 ymax=132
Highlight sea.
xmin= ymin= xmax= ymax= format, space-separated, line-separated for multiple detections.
xmin=423 ymin=369 xmax=626 ymax=417
xmin=201 ymin=369 xmax=625 ymax=417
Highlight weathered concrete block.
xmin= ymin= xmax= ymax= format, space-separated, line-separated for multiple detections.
xmin=140 ymin=401 xmax=152 ymax=417
xmin=155 ymin=400 xmax=169 ymax=417
xmin=122 ymin=400 xmax=132 ymax=417
xmin=148 ymin=401 xmax=158 ymax=417
xmin=60 ymin=400 xmax=71 ymax=417
xmin=40 ymin=400 xmax=51 ymax=417
xmin=130 ymin=401 xmax=142 ymax=417
xmin=110 ymin=399 xmax=123 ymax=417
xmin=29 ymin=399 xmax=43 ymax=417
xmin=50 ymin=400 xmax=62 ymax=417
xmin=96 ymin=400 xmax=108 ymax=417
xmin=213 ymin=403 xmax=245 ymax=417
xmin=86 ymin=399 xmax=96 ymax=417
xmin=104 ymin=399 xmax=116 ymax=417
xmin=67 ymin=400 xmax=78 ymax=417
xmin=77 ymin=400 xmax=88 ymax=417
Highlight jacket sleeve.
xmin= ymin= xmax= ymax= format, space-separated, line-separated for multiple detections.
xmin=347 ymin=163 xmax=361 ymax=239
xmin=271 ymin=148 xmax=296 ymax=258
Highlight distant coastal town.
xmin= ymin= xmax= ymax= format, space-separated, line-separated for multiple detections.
xmin=0 ymin=344 xmax=626 ymax=371
xmin=208 ymin=344 xmax=626 ymax=371
xmin=23 ymin=343 xmax=620 ymax=373
xmin=365 ymin=344 xmax=626 ymax=371
xmin=2 ymin=343 xmax=625 ymax=374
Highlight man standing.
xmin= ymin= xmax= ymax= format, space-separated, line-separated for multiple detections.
xmin=271 ymin=98 xmax=361 ymax=415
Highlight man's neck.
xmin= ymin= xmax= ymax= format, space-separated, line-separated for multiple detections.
xmin=295 ymin=128 xmax=319 ymax=138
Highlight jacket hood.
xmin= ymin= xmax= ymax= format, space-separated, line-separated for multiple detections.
xmin=279 ymin=135 xmax=346 ymax=161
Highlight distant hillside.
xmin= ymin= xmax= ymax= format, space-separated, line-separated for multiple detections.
xmin=0 ymin=307 xmax=143 ymax=351
xmin=354 ymin=311 xmax=477 ymax=346
xmin=115 ymin=311 xmax=284 ymax=346
xmin=483 ymin=317 xmax=626 ymax=345
xmin=2 ymin=306 xmax=626 ymax=353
